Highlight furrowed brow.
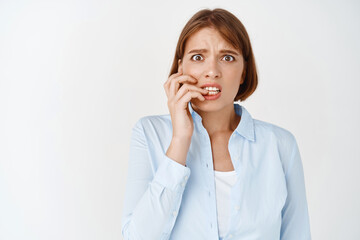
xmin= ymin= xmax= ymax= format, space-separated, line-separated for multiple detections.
xmin=187 ymin=48 xmax=240 ymax=55
xmin=219 ymin=49 xmax=240 ymax=55
xmin=187 ymin=49 xmax=207 ymax=54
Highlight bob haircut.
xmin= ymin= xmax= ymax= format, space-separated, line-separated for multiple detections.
xmin=169 ymin=8 xmax=258 ymax=102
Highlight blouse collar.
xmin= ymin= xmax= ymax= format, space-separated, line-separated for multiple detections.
xmin=187 ymin=101 xmax=255 ymax=142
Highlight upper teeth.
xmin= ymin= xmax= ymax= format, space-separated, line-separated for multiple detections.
xmin=203 ymin=87 xmax=220 ymax=91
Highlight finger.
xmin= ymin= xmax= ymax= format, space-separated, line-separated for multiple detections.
xmin=164 ymin=72 xmax=182 ymax=87
xmin=174 ymin=84 xmax=208 ymax=102
xmin=176 ymin=75 xmax=198 ymax=84
xmin=164 ymin=72 xmax=182 ymax=98
xmin=169 ymin=78 xmax=180 ymax=100
xmin=170 ymin=75 xmax=198 ymax=97
xmin=177 ymin=91 xmax=206 ymax=109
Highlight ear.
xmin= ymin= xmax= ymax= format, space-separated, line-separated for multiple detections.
xmin=178 ymin=59 xmax=183 ymax=73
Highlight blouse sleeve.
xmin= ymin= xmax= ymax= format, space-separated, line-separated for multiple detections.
xmin=121 ymin=118 xmax=191 ymax=240
xmin=280 ymin=137 xmax=312 ymax=239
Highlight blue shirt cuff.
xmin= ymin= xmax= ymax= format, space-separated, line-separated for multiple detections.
xmin=152 ymin=154 xmax=191 ymax=192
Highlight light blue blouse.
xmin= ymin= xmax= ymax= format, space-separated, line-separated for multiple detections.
xmin=121 ymin=101 xmax=311 ymax=240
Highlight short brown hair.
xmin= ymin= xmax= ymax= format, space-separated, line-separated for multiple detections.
xmin=169 ymin=8 xmax=258 ymax=102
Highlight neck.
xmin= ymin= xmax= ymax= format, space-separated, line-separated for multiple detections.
xmin=191 ymin=102 xmax=240 ymax=136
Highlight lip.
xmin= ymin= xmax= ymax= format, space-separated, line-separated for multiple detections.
xmin=203 ymin=91 xmax=221 ymax=100
xmin=200 ymin=83 xmax=222 ymax=92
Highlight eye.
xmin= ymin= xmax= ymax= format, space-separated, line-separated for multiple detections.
xmin=191 ymin=54 xmax=203 ymax=61
xmin=223 ymin=55 xmax=235 ymax=62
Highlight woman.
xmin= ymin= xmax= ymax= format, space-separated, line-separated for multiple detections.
xmin=121 ymin=8 xmax=311 ymax=240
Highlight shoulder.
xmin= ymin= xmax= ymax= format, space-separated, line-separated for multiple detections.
xmin=252 ymin=118 xmax=297 ymax=152
xmin=251 ymin=118 xmax=300 ymax=174
xmin=133 ymin=113 xmax=171 ymax=129
xmin=131 ymin=114 xmax=173 ymax=148
xmin=253 ymin=119 xmax=296 ymax=141
xmin=131 ymin=114 xmax=173 ymax=140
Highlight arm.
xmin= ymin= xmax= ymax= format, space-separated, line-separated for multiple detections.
xmin=121 ymin=119 xmax=191 ymax=240
xmin=280 ymin=137 xmax=312 ymax=240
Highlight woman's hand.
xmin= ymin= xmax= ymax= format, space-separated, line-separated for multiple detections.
xmin=163 ymin=68 xmax=208 ymax=140
xmin=163 ymin=68 xmax=208 ymax=166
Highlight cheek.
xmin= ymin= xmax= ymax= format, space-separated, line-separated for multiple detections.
xmin=228 ymin=66 xmax=243 ymax=83
xmin=183 ymin=63 xmax=202 ymax=78
xmin=224 ymin=68 xmax=242 ymax=92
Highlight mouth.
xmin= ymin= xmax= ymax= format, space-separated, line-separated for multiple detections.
xmin=201 ymin=86 xmax=221 ymax=95
xmin=202 ymin=90 xmax=221 ymax=100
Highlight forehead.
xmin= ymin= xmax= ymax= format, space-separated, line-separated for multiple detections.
xmin=185 ymin=27 xmax=235 ymax=51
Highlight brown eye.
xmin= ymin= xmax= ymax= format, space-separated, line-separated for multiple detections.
xmin=191 ymin=54 xmax=203 ymax=61
xmin=223 ymin=55 xmax=235 ymax=62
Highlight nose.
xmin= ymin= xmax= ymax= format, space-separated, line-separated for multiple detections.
xmin=204 ymin=57 xmax=221 ymax=79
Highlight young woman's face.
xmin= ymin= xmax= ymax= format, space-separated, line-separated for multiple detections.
xmin=178 ymin=27 xmax=245 ymax=111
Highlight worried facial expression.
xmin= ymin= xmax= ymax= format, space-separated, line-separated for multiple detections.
xmin=178 ymin=27 xmax=245 ymax=110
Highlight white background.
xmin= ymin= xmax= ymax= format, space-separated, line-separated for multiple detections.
xmin=1 ymin=0 xmax=359 ymax=239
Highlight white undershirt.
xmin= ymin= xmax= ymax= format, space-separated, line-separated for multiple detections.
xmin=214 ymin=169 xmax=238 ymax=238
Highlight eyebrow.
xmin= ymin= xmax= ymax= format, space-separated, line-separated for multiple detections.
xmin=187 ymin=48 xmax=240 ymax=55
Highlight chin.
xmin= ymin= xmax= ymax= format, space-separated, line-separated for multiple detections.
xmin=192 ymin=100 xmax=223 ymax=111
